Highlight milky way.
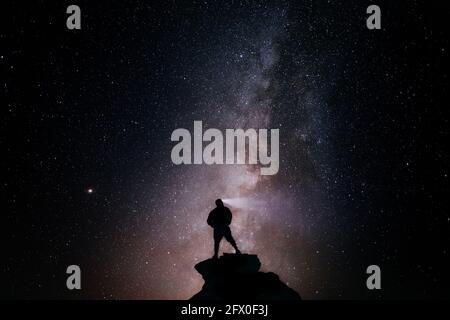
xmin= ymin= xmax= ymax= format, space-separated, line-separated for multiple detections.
xmin=5 ymin=1 xmax=448 ymax=300
xmin=110 ymin=3 xmax=339 ymax=299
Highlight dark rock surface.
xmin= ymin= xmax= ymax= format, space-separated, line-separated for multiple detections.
xmin=191 ymin=253 xmax=301 ymax=300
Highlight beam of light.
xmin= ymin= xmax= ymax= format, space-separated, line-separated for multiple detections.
xmin=222 ymin=197 xmax=265 ymax=210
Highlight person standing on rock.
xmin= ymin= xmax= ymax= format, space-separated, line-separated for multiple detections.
xmin=207 ymin=199 xmax=241 ymax=259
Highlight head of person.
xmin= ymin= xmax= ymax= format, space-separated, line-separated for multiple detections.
xmin=215 ymin=199 xmax=224 ymax=207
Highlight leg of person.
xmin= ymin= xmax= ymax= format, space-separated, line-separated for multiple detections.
xmin=224 ymin=226 xmax=241 ymax=254
xmin=213 ymin=228 xmax=223 ymax=259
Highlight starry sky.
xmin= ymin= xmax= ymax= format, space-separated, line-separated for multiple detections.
xmin=3 ymin=1 xmax=449 ymax=299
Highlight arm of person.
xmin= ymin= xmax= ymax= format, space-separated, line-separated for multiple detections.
xmin=207 ymin=211 xmax=214 ymax=227
xmin=225 ymin=208 xmax=232 ymax=225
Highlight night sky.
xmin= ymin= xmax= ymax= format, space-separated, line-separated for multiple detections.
xmin=3 ymin=1 xmax=449 ymax=299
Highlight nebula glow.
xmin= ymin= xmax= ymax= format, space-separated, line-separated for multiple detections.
xmin=108 ymin=3 xmax=338 ymax=300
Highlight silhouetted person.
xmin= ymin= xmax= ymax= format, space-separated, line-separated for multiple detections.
xmin=207 ymin=199 xmax=241 ymax=259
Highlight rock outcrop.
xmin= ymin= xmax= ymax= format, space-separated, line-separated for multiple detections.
xmin=191 ymin=253 xmax=301 ymax=300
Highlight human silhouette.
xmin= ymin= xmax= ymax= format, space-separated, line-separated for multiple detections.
xmin=207 ymin=199 xmax=241 ymax=259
